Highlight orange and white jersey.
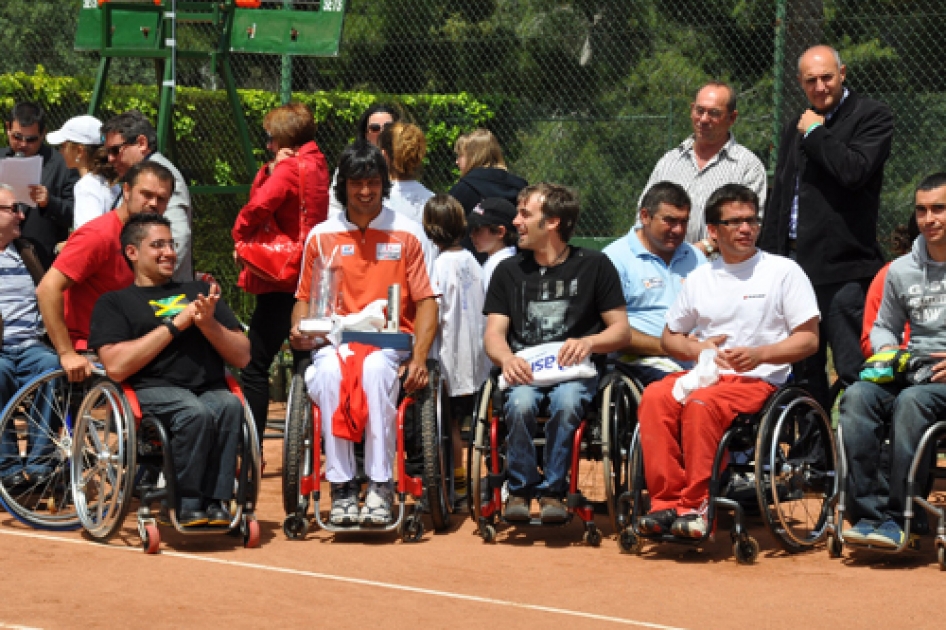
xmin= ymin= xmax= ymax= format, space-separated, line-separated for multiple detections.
xmin=297 ymin=205 xmax=436 ymax=333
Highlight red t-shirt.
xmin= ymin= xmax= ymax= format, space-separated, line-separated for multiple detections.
xmin=53 ymin=211 xmax=134 ymax=346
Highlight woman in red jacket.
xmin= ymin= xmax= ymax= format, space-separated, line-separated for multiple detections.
xmin=232 ymin=103 xmax=329 ymax=442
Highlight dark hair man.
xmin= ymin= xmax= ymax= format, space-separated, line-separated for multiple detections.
xmin=1 ymin=101 xmax=79 ymax=266
xmin=89 ymin=213 xmax=250 ymax=527
xmin=759 ymin=44 xmax=894 ymax=412
xmin=101 ymin=110 xmax=193 ymax=282
xmin=36 ymin=162 xmax=174 ymax=382
xmin=483 ymin=182 xmax=630 ymax=523
xmin=636 ymin=184 xmax=819 ymax=539
xmin=838 ymin=172 xmax=946 ymax=549
xmin=604 ymin=181 xmax=707 ymax=384
xmin=640 ymin=82 xmax=766 ymax=255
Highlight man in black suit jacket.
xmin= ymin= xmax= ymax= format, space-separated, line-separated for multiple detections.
xmin=759 ymin=44 xmax=893 ymax=409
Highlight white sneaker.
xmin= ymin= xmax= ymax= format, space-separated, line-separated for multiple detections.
xmin=329 ymin=481 xmax=360 ymax=526
xmin=360 ymin=481 xmax=394 ymax=525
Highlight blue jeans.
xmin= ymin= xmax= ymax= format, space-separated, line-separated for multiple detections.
xmin=135 ymin=387 xmax=242 ymax=502
xmin=839 ymin=380 xmax=946 ymax=525
xmin=504 ymin=376 xmax=597 ymax=498
xmin=0 ymin=343 xmax=61 ymax=477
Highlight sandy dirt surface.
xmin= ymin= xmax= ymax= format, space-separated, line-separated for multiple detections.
xmin=1 ymin=406 xmax=945 ymax=630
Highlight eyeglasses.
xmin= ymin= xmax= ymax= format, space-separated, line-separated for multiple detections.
xmin=10 ymin=131 xmax=41 ymax=144
xmin=367 ymin=122 xmax=391 ymax=134
xmin=0 ymin=204 xmax=25 ymax=215
xmin=148 ymin=239 xmax=178 ymax=251
xmin=714 ymin=216 xmax=761 ymax=228
xmin=691 ymin=105 xmax=726 ymax=120
xmin=106 ymin=140 xmax=134 ymax=157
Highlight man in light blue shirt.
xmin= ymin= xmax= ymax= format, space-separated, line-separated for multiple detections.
xmin=604 ymin=181 xmax=706 ymax=384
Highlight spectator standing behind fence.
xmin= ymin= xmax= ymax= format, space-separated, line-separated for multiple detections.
xmin=0 ymin=102 xmax=79 ymax=268
xmin=377 ymin=122 xmax=433 ymax=225
xmin=328 ymin=104 xmax=400 ymax=217
xmin=639 ymin=82 xmax=766 ymax=255
xmin=231 ymin=103 xmax=329 ymax=444
xmin=45 ymin=115 xmax=119 ymax=230
xmin=760 ymin=44 xmax=894 ymax=409
xmin=101 ymin=110 xmax=194 ymax=282
xmin=449 ymin=129 xmax=527 ymax=263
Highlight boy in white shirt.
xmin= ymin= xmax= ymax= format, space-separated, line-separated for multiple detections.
xmin=424 ymin=194 xmax=489 ymax=505
xmin=468 ymin=197 xmax=518 ymax=292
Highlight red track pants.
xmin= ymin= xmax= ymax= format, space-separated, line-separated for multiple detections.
xmin=638 ymin=372 xmax=776 ymax=514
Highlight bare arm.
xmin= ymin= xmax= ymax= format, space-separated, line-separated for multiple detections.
xmin=191 ymin=285 xmax=251 ymax=368
xmin=719 ymin=317 xmax=820 ymax=373
xmin=402 ymin=297 xmax=438 ymax=392
xmin=484 ymin=312 xmax=532 ymax=386
xmin=661 ymin=326 xmax=727 ymax=363
xmin=36 ymin=268 xmax=91 ymax=382
xmin=622 ymin=326 xmax=664 ymax=356
xmin=557 ymin=307 xmax=633 ymax=366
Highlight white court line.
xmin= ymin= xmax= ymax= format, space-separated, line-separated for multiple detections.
xmin=0 ymin=528 xmax=685 ymax=630
xmin=0 ymin=623 xmax=43 ymax=629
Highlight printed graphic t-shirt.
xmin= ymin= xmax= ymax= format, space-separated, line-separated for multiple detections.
xmin=88 ymin=281 xmax=242 ymax=392
xmin=484 ymin=247 xmax=625 ymax=353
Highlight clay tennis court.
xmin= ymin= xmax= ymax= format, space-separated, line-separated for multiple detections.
xmin=1 ymin=423 xmax=944 ymax=630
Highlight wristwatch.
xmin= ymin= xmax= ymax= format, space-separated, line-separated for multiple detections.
xmin=162 ymin=317 xmax=182 ymax=339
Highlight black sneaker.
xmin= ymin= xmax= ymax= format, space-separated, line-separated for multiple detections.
xmin=539 ymin=497 xmax=568 ymax=524
xmin=639 ymin=509 xmax=677 ymax=535
xmin=179 ymin=509 xmax=208 ymax=527
xmin=206 ymin=502 xmax=231 ymax=527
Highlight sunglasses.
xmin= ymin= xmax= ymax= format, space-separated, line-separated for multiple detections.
xmin=367 ymin=122 xmax=392 ymax=134
xmin=106 ymin=140 xmax=135 ymax=157
xmin=11 ymin=131 xmax=41 ymax=144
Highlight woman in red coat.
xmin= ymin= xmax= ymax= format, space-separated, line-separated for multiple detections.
xmin=232 ymin=103 xmax=329 ymax=442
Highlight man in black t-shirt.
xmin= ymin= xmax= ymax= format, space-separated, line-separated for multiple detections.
xmin=483 ymin=183 xmax=630 ymax=523
xmin=89 ymin=213 xmax=250 ymax=528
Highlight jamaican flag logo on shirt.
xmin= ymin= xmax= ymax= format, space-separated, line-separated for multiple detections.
xmin=149 ymin=294 xmax=189 ymax=318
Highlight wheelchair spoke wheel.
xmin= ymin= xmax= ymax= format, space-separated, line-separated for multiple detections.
xmin=600 ymin=373 xmax=639 ymax=533
xmin=755 ymin=387 xmax=837 ymax=552
xmin=0 ymin=368 xmax=87 ymax=530
xmin=470 ymin=379 xmax=494 ymax=523
xmin=420 ymin=362 xmax=452 ymax=532
xmin=71 ymin=379 xmax=137 ymax=542
xmin=237 ymin=395 xmax=262 ymax=512
xmin=282 ymin=373 xmax=312 ymax=517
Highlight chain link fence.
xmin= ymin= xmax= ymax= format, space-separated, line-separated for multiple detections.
xmin=2 ymin=1 xmax=945 ymax=318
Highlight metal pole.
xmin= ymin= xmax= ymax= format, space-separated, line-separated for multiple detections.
xmin=770 ymin=0 xmax=787 ymax=173
xmin=280 ymin=0 xmax=292 ymax=104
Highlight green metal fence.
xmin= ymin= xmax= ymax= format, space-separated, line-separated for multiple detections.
xmin=2 ymin=0 xmax=945 ymax=318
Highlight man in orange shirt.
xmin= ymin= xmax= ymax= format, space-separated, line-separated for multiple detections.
xmin=290 ymin=141 xmax=437 ymax=526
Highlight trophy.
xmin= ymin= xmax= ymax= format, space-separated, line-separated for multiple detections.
xmin=298 ymin=248 xmax=342 ymax=335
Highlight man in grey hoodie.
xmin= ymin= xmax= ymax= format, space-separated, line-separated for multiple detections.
xmin=839 ymin=172 xmax=946 ymax=549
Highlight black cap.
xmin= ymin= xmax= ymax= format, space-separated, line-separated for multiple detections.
xmin=467 ymin=197 xmax=517 ymax=232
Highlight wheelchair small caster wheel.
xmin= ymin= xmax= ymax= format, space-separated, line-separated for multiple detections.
xmin=584 ymin=528 xmax=602 ymax=547
xmin=826 ymin=533 xmax=843 ymax=559
xmin=142 ymin=523 xmax=160 ymax=555
xmin=283 ymin=515 xmax=309 ymax=541
xmin=243 ymin=516 xmax=261 ymax=548
xmin=400 ymin=518 xmax=425 ymax=543
xmin=733 ymin=535 xmax=759 ymax=565
xmin=618 ymin=529 xmax=643 ymax=554
xmin=480 ymin=524 xmax=497 ymax=543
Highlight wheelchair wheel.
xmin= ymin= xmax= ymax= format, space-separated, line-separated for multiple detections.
xmin=469 ymin=377 xmax=496 ymax=522
xmin=600 ymin=372 xmax=639 ymax=533
xmin=419 ymin=361 xmax=452 ymax=532
xmin=237 ymin=395 xmax=262 ymax=515
xmin=0 ymin=368 xmax=86 ymax=530
xmin=754 ymin=387 xmax=836 ymax=552
xmin=282 ymin=371 xmax=312 ymax=517
xmin=71 ymin=379 xmax=137 ymax=542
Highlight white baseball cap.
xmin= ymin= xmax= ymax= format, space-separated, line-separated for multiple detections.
xmin=46 ymin=115 xmax=103 ymax=146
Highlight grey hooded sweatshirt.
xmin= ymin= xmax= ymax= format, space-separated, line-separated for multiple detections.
xmin=871 ymin=235 xmax=946 ymax=355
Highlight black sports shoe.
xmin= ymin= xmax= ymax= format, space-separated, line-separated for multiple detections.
xmin=504 ymin=495 xmax=531 ymax=522
xmin=206 ymin=502 xmax=231 ymax=527
xmin=539 ymin=497 xmax=568 ymax=524
xmin=178 ymin=509 xmax=209 ymax=527
xmin=639 ymin=509 xmax=677 ymax=535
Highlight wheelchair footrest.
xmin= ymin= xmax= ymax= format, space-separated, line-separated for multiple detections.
xmin=487 ymin=473 xmax=505 ymax=490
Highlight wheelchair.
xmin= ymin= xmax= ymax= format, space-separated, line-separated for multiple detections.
xmin=468 ymin=361 xmax=639 ymax=546
xmin=0 ymin=366 xmax=98 ymax=531
xmin=826 ymin=418 xmax=946 ymax=566
xmin=69 ymin=373 xmax=261 ymax=554
xmin=618 ymin=385 xmax=838 ymax=564
xmin=281 ymin=356 xmax=452 ymax=542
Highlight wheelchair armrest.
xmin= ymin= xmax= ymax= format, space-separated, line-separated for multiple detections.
xmin=225 ymin=373 xmax=245 ymax=405
xmin=120 ymin=383 xmax=144 ymax=421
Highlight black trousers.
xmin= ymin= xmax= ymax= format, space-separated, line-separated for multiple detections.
xmin=792 ymin=278 xmax=871 ymax=411
xmin=242 ymin=291 xmax=306 ymax=443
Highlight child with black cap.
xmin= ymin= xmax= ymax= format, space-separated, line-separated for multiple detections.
xmin=467 ymin=197 xmax=518 ymax=292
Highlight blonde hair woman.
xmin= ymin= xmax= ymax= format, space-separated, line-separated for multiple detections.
xmin=377 ymin=122 xmax=433 ymax=224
